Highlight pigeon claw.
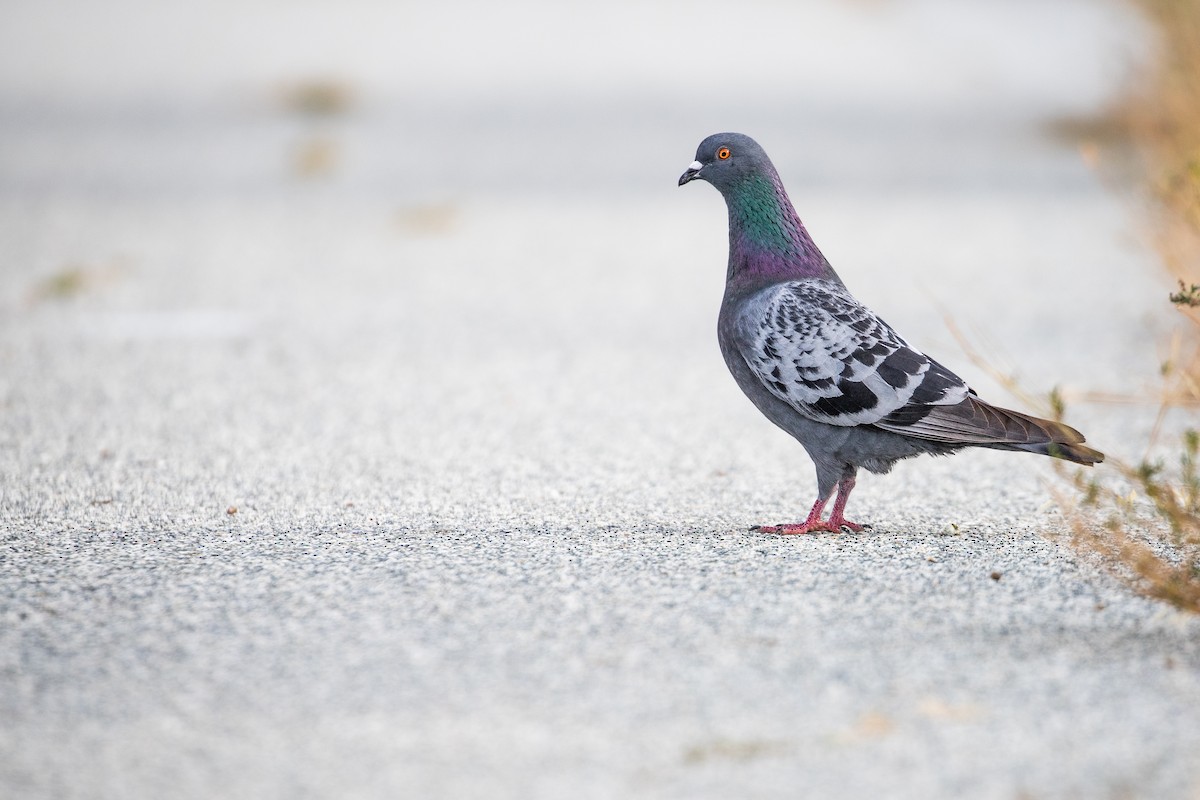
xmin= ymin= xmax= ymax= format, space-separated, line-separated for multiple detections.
xmin=751 ymin=522 xmax=838 ymax=535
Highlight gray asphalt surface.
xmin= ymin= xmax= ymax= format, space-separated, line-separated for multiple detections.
xmin=3 ymin=1 xmax=1200 ymax=798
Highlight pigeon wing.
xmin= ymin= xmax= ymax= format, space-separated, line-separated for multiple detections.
xmin=733 ymin=280 xmax=969 ymax=427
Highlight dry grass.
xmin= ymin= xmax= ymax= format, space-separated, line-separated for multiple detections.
xmin=278 ymin=79 xmax=354 ymax=179
xmin=292 ymin=136 xmax=339 ymax=177
xmin=950 ymin=313 xmax=1200 ymax=613
xmin=1128 ymin=1 xmax=1200 ymax=289
xmin=27 ymin=260 xmax=127 ymax=304
xmin=1042 ymin=0 xmax=1200 ymax=612
xmin=278 ymin=79 xmax=355 ymax=117
xmin=1062 ymin=436 xmax=1200 ymax=614
xmin=394 ymin=203 xmax=459 ymax=236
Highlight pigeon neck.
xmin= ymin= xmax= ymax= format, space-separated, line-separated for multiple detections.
xmin=724 ymin=171 xmax=837 ymax=287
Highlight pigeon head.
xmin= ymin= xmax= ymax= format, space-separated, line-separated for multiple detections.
xmin=677 ymin=132 xmax=769 ymax=191
xmin=679 ymin=132 xmax=837 ymax=284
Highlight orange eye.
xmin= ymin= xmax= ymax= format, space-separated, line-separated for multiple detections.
xmin=717 ymin=147 xmax=731 ymax=160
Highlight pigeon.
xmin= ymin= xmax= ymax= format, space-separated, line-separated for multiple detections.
xmin=678 ymin=132 xmax=1103 ymax=534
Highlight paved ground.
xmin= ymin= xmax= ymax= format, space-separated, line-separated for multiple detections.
xmin=3 ymin=1 xmax=1200 ymax=798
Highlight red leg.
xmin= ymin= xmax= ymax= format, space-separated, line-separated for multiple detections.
xmin=753 ymin=476 xmax=868 ymax=535
xmin=752 ymin=497 xmax=836 ymax=535
xmin=826 ymin=476 xmax=864 ymax=532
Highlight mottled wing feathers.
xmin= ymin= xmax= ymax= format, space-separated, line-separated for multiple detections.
xmin=732 ymin=280 xmax=1103 ymax=465
xmin=734 ymin=280 xmax=969 ymax=427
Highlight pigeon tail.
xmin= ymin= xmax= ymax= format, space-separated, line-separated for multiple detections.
xmin=1008 ymin=438 xmax=1106 ymax=465
xmin=876 ymin=395 xmax=1104 ymax=466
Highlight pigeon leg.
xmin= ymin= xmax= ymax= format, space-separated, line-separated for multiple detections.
xmin=826 ymin=476 xmax=865 ymax=532
xmin=752 ymin=497 xmax=836 ymax=534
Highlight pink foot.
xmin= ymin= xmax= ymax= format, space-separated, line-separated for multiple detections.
xmin=750 ymin=477 xmax=869 ymax=535
xmin=825 ymin=476 xmax=867 ymax=531
xmin=752 ymin=521 xmax=837 ymax=535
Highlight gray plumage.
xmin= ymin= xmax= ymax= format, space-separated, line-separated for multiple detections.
xmin=679 ymin=132 xmax=1102 ymax=533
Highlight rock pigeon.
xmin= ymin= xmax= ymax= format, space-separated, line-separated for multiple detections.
xmin=678 ymin=132 xmax=1103 ymax=534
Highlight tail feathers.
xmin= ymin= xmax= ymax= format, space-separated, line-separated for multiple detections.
xmin=1008 ymin=438 xmax=1106 ymax=465
xmin=876 ymin=395 xmax=1104 ymax=466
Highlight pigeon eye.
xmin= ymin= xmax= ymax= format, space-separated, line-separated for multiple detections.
xmin=717 ymin=147 xmax=731 ymax=160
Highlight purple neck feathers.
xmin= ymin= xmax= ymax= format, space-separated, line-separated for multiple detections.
xmin=724 ymin=169 xmax=837 ymax=288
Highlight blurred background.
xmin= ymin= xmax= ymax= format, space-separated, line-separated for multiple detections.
xmin=0 ymin=0 xmax=1146 ymax=211
xmin=7 ymin=1 xmax=1198 ymax=798
xmin=0 ymin=0 xmax=1162 ymax=523
xmin=0 ymin=0 xmax=1160 ymax=502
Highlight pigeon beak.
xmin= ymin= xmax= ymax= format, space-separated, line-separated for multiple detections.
xmin=678 ymin=161 xmax=703 ymax=186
